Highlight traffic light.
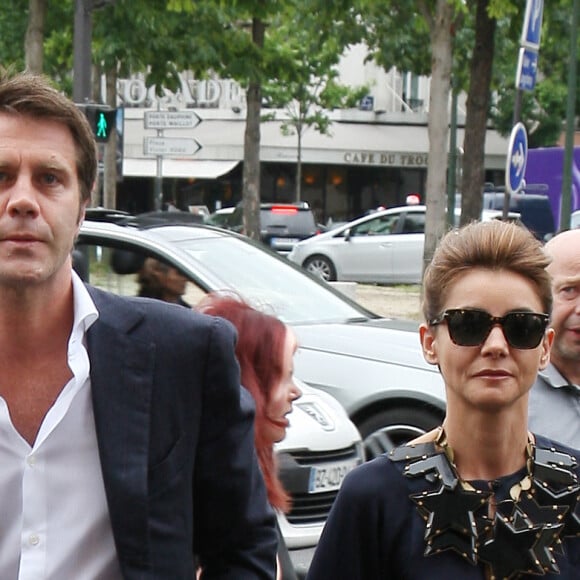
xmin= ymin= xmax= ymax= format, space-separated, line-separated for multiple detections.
xmin=77 ymin=104 xmax=117 ymax=143
xmin=91 ymin=107 xmax=116 ymax=143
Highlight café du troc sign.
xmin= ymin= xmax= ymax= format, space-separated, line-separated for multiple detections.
xmin=117 ymin=74 xmax=245 ymax=110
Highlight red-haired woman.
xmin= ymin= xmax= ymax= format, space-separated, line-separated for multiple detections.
xmin=198 ymin=293 xmax=302 ymax=580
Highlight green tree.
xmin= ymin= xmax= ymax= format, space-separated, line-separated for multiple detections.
xmin=490 ymin=0 xmax=579 ymax=147
xmin=262 ymin=8 xmax=367 ymax=202
xmin=361 ymin=0 xmax=577 ymax=233
xmin=459 ymin=0 xmax=498 ymax=225
xmin=166 ymin=0 xmax=364 ymax=238
xmin=166 ymin=0 xmax=286 ymax=240
xmin=0 ymin=0 xmax=29 ymax=71
xmin=364 ymin=1 xmax=465 ymax=270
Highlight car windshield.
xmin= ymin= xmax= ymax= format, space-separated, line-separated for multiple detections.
xmin=166 ymin=233 xmax=371 ymax=325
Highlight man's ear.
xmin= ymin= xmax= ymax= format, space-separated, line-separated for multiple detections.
xmin=419 ymin=323 xmax=438 ymax=365
xmin=77 ymin=199 xmax=88 ymax=226
xmin=538 ymin=328 xmax=554 ymax=370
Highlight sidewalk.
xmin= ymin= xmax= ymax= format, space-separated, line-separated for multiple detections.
xmin=354 ymin=284 xmax=422 ymax=321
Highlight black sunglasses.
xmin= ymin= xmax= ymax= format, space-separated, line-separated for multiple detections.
xmin=428 ymin=308 xmax=549 ymax=349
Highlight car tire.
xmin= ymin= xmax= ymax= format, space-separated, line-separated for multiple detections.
xmin=357 ymin=406 xmax=444 ymax=460
xmin=303 ymin=255 xmax=337 ymax=282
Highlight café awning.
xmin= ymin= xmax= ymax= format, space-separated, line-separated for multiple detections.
xmin=122 ymin=158 xmax=239 ymax=179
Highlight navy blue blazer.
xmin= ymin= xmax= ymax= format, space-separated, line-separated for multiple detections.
xmin=86 ymin=286 xmax=278 ymax=579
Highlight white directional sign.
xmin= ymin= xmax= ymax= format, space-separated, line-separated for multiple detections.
xmin=144 ymin=110 xmax=202 ymax=130
xmin=521 ymin=0 xmax=543 ymax=49
xmin=144 ymin=137 xmax=202 ymax=156
xmin=515 ymin=47 xmax=539 ymax=91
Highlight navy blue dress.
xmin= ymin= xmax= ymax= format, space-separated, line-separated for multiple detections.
xmin=306 ymin=435 xmax=580 ymax=579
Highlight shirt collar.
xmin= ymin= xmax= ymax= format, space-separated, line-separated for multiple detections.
xmin=71 ymin=270 xmax=99 ymax=339
xmin=538 ymin=362 xmax=579 ymax=391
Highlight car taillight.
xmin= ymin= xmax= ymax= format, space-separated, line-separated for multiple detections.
xmin=271 ymin=206 xmax=298 ymax=214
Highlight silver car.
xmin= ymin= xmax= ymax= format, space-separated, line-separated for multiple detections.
xmin=288 ymin=205 xmax=426 ymax=283
xmin=288 ymin=205 xmax=523 ymax=283
xmin=76 ymin=219 xmax=446 ymax=460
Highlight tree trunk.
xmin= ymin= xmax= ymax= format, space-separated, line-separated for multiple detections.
xmin=460 ymin=0 xmax=496 ymax=225
xmin=25 ymin=0 xmax=47 ymax=73
xmin=103 ymin=69 xmax=118 ymax=209
xmin=422 ymin=0 xmax=454 ymax=274
xmin=242 ymin=17 xmax=265 ymax=241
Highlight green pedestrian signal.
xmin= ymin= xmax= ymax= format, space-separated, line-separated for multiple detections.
xmin=96 ymin=111 xmax=108 ymax=139
xmin=76 ymin=104 xmax=117 ymax=143
xmin=92 ymin=107 xmax=116 ymax=143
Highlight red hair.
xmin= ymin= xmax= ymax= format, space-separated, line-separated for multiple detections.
xmin=198 ymin=293 xmax=291 ymax=512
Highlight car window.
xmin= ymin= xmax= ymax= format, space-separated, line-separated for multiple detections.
xmin=401 ymin=213 xmax=425 ymax=234
xmin=205 ymin=209 xmax=235 ymax=228
xmin=75 ymin=242 xmax=207 ymax=306
xmin=351 ymin=214 xmax=400 ymax=236
xmin=225 ymin=206 xmax=317 ymax=237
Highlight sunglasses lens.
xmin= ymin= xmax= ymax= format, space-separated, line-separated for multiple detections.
xmin=503 ymin=313 xmax=546 ymax=349
xmin=443 ymin=310 xmax=547 ymax=348
xmin=446 ymin=310 xmax=491 ymax=346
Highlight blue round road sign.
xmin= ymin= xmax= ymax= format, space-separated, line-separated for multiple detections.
xmin=505 ymin=122 xmax=528 ymax=194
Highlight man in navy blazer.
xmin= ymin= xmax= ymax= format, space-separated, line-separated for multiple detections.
xmin=0 ymin=70 xmax=277 ymax=578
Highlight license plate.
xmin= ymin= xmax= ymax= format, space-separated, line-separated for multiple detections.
xmin=308 ymin=458 xmax=359 ymax=494
xmin=271 ymin=237 xmax=299 ymax=247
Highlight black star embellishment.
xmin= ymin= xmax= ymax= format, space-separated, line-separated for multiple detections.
xmin=389 ymin=442 xmax=438 ymax=462
xmin=474 ymin=513 xmax=494 ymax=540
xmin=534 ymin=447 xmax=578 ymax=490
xmin=411 ymin=484 xmax=489 ymax=536
xmin=478 ymin=515 xmax=544 ymax=579
xmin=425 ymin=528 xmax=477 ymax=564
xmin=390 ymin=444 xmax=458 ymax=485
xmin=405 ymin=453 xmax=459 ymax=488
xmin=532 ymin=523 xmax=563 ymax=574
xmin=518 ymin=492 xmax=568 ymax=527
xmin=532 ymin=480 xmax=580 ymax=536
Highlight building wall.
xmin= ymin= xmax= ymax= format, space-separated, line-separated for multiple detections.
xmin=112 ymin=56 xmax=508 ymax=218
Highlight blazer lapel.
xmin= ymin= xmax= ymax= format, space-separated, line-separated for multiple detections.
xmin=86 ymin=288 xmax=155 ymax=570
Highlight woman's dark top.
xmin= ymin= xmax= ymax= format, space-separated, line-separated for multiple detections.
xmin=306 ymin=434 xmax=580 ymax=579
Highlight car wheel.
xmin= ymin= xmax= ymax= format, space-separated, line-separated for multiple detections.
xmin=304 ymin=255 xmax=337 ymax=281
xmin=357 ymin=406 xmax=444 ymax=460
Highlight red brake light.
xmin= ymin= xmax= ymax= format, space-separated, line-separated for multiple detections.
xmin=271 ymin=206 xmax=298 ymax=214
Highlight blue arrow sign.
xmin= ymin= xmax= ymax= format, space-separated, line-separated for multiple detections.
xmin=515 ymin=47 xmax=539 ymax=91
xmin=521 ymin=0 xmax=543 ymax=49
xmin=505 ymin=123 xmax=528 ymax=194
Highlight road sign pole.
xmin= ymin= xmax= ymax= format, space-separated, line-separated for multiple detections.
xmin=143 ymin=108 xmax=204 ymax=210
xmin=153 ymin=101 xmax=163 ymax=211
xmin=507 ymin=0 xmax=542 ymax=215
xmin=154 ymin=154 xmax=163 ymax=211
xmin=560 ymin=0 xmax=579 ymax=231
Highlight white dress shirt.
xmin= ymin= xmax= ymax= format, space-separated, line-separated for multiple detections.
xmin=0 ymin=273 xmax=123 ymax=579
